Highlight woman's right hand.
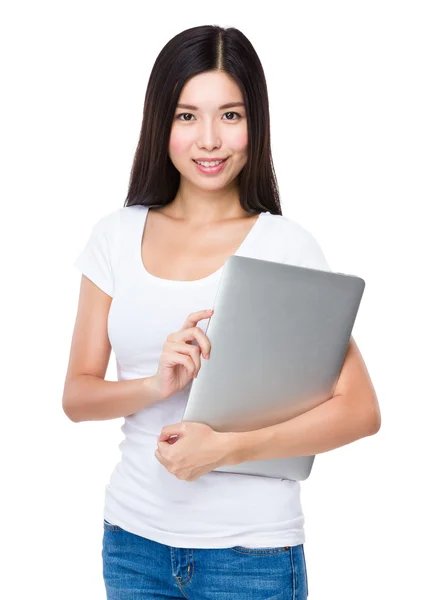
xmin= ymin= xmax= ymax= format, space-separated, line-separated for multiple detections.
xmin=152 ymin=309 xmax=213 ymax=400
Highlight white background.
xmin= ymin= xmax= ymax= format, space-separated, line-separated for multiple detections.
xmin=1 ymin=1 xmax=430 ymax=598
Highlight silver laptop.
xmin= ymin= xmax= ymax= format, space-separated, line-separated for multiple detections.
xmin=181 ymin=255 xmax=365 ymax=480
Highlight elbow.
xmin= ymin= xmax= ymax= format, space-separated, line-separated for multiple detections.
xmin=365 ymin=403 xmax=381 ymax=436
xmin=348 ymin=395 xmax=381 ymax=438
xmin=62 ymin=377 xmax=85 ymax=423
xmin=63 ymin=403 xmax=79 ymax=423
xmin=62 ymin=395 xmax=81 ymax=423
xmin=371 ymin=411 xmax=381 ymax=435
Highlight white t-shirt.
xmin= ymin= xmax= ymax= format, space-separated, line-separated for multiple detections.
xmin=73 ymin=204 xmax=331 ymax=549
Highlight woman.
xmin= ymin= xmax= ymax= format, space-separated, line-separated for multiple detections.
xmin=63 ymin=24 xmax=381 ymax=599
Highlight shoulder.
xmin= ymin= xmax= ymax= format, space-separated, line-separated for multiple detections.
xmin=262 ymin=212 xmax=331 ymax=271
xmin=91 ymin=206 xmax=127 ymax=232
xmin=90 ymin=205 xmax=143 ymax=240
xmin=80 ymin=206 xmax=128 ymax=264
xmin=261 ymin=211 xmax=324 ymax=250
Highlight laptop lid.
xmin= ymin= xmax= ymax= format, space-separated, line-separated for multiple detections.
xmin=181 ymin=255 xmax=365 ymax=480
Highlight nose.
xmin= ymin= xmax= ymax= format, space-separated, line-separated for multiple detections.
xmin=197 ymin=118 xmax=222 ymax=151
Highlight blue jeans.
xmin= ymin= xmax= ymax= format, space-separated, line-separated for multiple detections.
xmin=102 ymin=519 xmax=309 ymax=599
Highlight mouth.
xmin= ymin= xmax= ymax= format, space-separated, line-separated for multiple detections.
xmin=192 ymin=157 xmax=228 ymax=174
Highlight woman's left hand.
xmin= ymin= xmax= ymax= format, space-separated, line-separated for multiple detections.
xmin=155 ymin=421 xmax=234 ymax=481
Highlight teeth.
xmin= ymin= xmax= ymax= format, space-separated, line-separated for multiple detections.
xmin=195 ymin=160 xmax=224 ymax=167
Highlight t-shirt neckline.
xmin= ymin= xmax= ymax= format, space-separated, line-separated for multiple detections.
xmin=137 ymin=205 xmax=267 ymax=286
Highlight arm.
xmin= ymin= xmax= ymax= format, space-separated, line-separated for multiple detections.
xmin=63 ymin=374 xmax=161 ymax=423
xmin=62 ymin=275 xmax=162 ymax=422
xmin=224 ymin=336 xmax=381 ymax=464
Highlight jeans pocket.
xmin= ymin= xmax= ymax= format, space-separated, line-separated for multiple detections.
xmin=230 ymin=545 xmax=290 ymax=555
xmin=103 ymin=519 xmax=124 ymax=532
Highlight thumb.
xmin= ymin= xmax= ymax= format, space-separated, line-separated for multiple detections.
xmin=158 ymin=424 xmax=182 ymax=443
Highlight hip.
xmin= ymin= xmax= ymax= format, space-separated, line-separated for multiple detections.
xmin=102 ymin=519 xmax=309 ymax=599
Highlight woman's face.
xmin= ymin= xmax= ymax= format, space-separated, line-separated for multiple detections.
xmin=168 ymin=71 xmax=248 ymax=190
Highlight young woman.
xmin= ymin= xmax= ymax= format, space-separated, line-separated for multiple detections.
xmin=63 ymin=24 xmax=381 ymax=600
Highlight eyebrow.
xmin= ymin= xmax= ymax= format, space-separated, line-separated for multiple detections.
xmin=176 ymin=102 xmax=245 ymax=110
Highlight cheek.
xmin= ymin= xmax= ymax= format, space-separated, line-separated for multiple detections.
xmin=228 ymin=129 xmax=248 ymax=153
xmin=169 ymin=130 xmax=190 ymax=157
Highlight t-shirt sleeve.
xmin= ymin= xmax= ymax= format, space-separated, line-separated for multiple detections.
xmin=278 ymin=216 xmax=332 ymax=272
xmin=73 ymin=209 xmax=121 ymax=297
xmin=298 ymin=230 xmax=332 ymax=272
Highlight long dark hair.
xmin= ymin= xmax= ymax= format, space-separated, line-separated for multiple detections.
xmin=124 ymin=25 xmax=282 ymax=216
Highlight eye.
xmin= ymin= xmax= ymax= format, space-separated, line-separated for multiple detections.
xmin=222 ymin=111 xmax=241 ymax=121
xmin=175 ymin=112 xmax=242 ymax=121
xmin=176 ymin=113 xmax=195 ymax=121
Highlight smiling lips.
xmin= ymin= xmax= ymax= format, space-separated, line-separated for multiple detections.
xmin=193 ymin=157 xmax=229 ymax=173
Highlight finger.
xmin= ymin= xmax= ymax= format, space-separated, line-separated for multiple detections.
xmin=169 ymin=341 xmax=200 ymax=375
xmin=163 ymin=351 xmax=196 ymax=378
xmin=181 ymin=309 xmax=214 ymax=331
xmin=175 ymin=327 xmax=211 ymax=360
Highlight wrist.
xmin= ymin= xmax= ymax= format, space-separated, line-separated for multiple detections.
xmin=143 ymin=375 xmax=164 ymax=403
xmin=219 ymin=427 xmax=274 ymax=465
xmin=219 ymin=431 xmax=252 ymax=466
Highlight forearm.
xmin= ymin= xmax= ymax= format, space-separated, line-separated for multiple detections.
xmin=226 ymin=393 xmax=380 ymax=465
xmin=62 ymin=374 xmax=161 ymax=423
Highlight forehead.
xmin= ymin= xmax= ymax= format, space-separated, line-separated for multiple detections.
xmin=177 ymin=71 xmax=244 ymax=107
